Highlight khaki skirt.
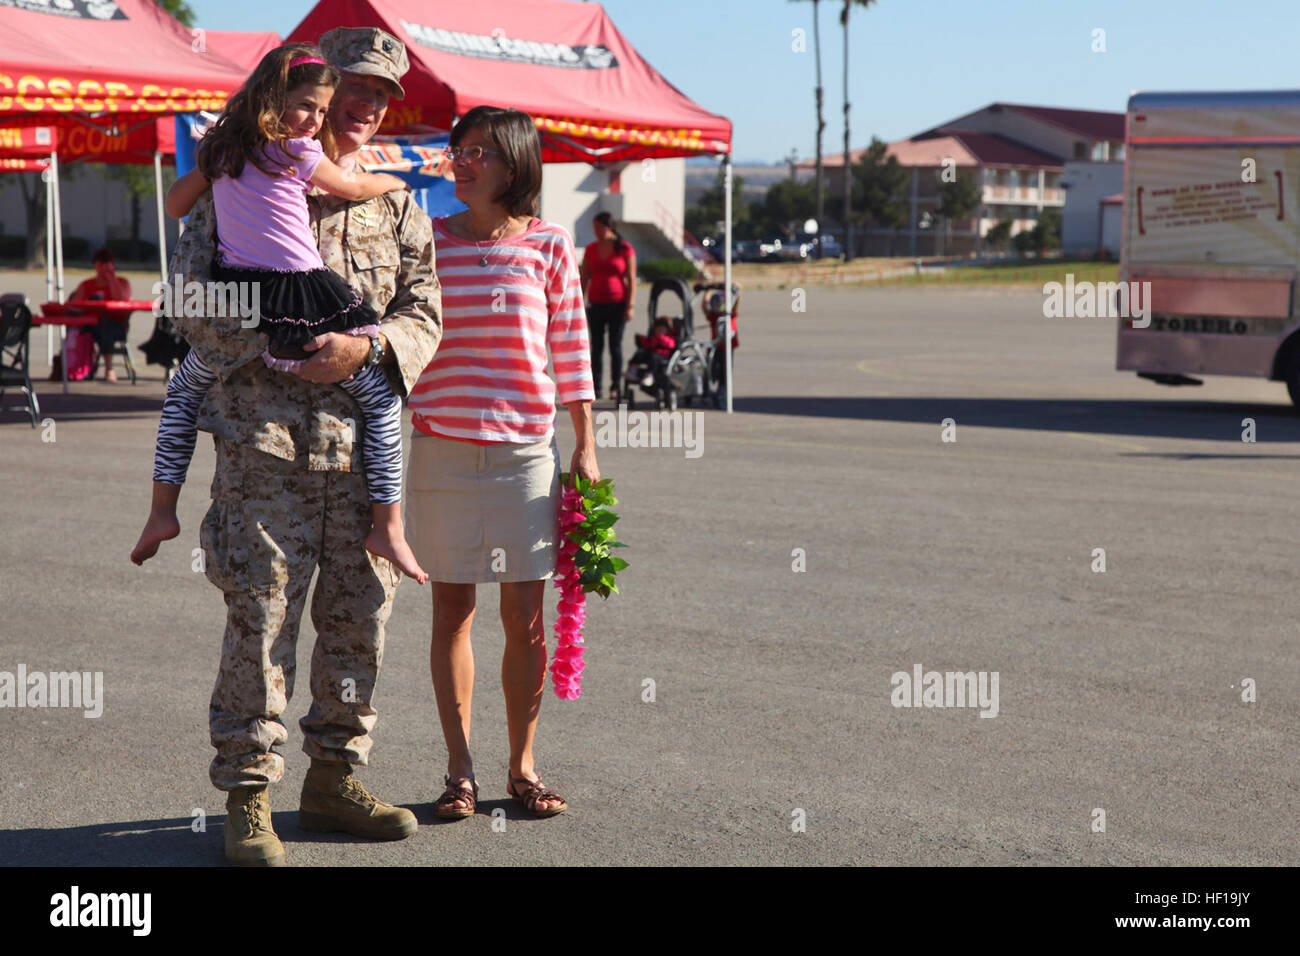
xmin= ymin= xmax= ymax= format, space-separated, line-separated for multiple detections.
xmin=406 ymin=431 xmax=561 ymax=583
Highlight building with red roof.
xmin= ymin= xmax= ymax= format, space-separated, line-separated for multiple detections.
xmin=798 ymin=101 xmax=1125 ymax=256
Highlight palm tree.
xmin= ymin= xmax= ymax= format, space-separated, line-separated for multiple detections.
xmin=840 ymin=0 xmax=878 ymax=261
xmin=789 ymin=0 xmax=827 ymax=254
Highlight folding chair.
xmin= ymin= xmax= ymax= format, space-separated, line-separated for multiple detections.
xmin=92 ymin=317 xmax=137 ymax=385
xmin=0 ymin=292 xmax=40 ymax=427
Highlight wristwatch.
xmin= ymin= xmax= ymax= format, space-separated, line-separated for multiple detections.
xmin=365 ymin=332 xmax=385 ymax=367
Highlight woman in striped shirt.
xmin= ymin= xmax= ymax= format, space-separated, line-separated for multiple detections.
xmin=406 ymin=106 xmax=598 ymax=819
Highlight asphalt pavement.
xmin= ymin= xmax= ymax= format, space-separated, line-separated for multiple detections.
xmin=1 ymin=276 xmax=1296 ymax=866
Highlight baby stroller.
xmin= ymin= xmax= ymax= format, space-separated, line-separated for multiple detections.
xmin=694 ymin=280 xmax=740 ymax=409
xmin=619 ymin=276 xmax=713 ymax=411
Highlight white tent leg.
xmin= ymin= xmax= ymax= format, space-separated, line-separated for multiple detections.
xmin=154 ymin=150 xmax=167 ymax=286
xmin=723 ymin=154 xmax=733 ymax=414
xmin=51 ymin=153 xmax=64 ymax=302
xmin=45 ymin=157 xmax=54 ymax=366
xmin=52 ymin=152 xmax=67 ymax=393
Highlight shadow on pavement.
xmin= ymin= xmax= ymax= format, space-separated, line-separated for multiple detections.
xmin=0 ymin=802 xmax=562 ymax=865
xmin=732 ymin=396 xmax=1300 ymax=441
xmin=406 ymin=798 xmax=566 ymax=825
xmin=1121 ymin=452 xmax=1300 ymax=461
xmin=0 ymin=811 xmax=385 ymax=866
xmin=0 ymin=816 xmax=222 ymax=867
xmin=1 ymin=390 xmax=163 ymax=426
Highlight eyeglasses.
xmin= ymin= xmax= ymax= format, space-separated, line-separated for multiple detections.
xmin=446 ymin=145 xmax=502 ymax=163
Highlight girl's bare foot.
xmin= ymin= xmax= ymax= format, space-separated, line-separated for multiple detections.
xmin=365 ymin=524 xmax=428 ymax=584
xmin=131 ymin=512 xmax=180 ymax=565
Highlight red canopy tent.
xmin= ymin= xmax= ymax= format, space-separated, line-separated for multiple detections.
xmin=203 ymin=30 xmax=284 ymax=71
xmin=0 ymin=124 xmax=53 ymax=171
xmin=0 ymin=23 xmax=277 ymax=165
xmin=3 ymin=112 xmax=175 ymax=162
xmin=0 ymin=0 xmax=251 ymax=359
xmin=0 ymin=16 xmax=276 ymax=158
xmin=0 ymin=0 xmax=246 ymax=124
xmin=285 ymin=0 xmax=731 ymax=162
xmin=285 ymin=0 xmax=738 ymax=406
xmin=0 ymin=124 xmax=55 ymax=166
xmin=0 ymin=157 xmax=47 ymax=172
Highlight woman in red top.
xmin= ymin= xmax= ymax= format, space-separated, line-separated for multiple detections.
xmin=580 ymin=211 xmax=636 ymax=400
xmin=68 ymin=247 xmax=132 ymax=382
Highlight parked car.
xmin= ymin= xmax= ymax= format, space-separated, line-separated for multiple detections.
xmin=778 ymin=237 xmax=812 ymax=261
xmin=732 ymin=240 xmax=762 ymax=262
xmin=810 ymin=234 xmax=843 ymax=259
xmin=758 ymin=235 xmax=787 ymax=260
xmin=757 ymin=233 xmax=830 ymax=262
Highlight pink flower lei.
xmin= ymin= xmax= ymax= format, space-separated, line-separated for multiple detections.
xmin=549 ymin=474 xmax=627 ymax=699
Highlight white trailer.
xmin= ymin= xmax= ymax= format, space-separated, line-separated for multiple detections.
xmin=1117 ymin=90 xmax=1300 ymax=405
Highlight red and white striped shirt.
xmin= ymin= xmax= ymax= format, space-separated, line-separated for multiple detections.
xmin=411 ymin=217 xmax=595 ymax=443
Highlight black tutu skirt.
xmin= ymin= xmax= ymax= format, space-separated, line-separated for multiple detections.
xmin=211 ymin=257 xmax=379 ymax=360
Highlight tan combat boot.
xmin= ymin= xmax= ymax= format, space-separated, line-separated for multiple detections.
xmin=299 ymin=758 xmax=418 ymax=840
xmin=224 ymin=786 xmax=285 ymax=867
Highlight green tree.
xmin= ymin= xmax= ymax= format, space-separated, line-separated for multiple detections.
xmin=156 ymin=0 xmax=197 ymax=27
xmin=752 ymin=177 xmax=816 ymax=238
xmin=685 ymin=167 xmax=749 ymax=241
xmin=984 ymin=216 xmax=1013 ymax=251
xmin=1033 ymin=207 xmax=1062 ymax=251
xmin=790 ymin=0 xmax=828 ymax=242
xmin=935 ymin=170 xmax=980 ymax=257
xmin=102 ymin=164 xmax=179 ymax=263
xmin=1011 ymin=208 xmax=1062 ymax=257
xmin=851 ymin=137 xmax=908 ymax=254
xmin=839 ymin=0 xmax=878 ymax=260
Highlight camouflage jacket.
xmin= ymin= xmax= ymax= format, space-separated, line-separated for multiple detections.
xmin=167 ymin=188 xmax=442 ymax=472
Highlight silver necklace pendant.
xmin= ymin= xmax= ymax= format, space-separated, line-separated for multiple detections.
xmin=472 ymin=219 xmax=511 ymax=267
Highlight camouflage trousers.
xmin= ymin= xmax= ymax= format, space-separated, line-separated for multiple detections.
xmin=201 ymin=438 xmax=400 ymax=791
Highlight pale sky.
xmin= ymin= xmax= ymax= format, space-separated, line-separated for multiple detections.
xmin=187 ymin=0 xmax=1300 ymax=164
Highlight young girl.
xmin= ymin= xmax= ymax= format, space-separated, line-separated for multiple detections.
xmin=625 ymin=315 xmax=677 ymax=389
xmin=130 ymin=43 xmax=427 ymax=584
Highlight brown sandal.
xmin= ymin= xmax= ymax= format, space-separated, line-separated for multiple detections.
xmin=434 ymin=775 xmax=478 ymax=819
xmin=507 ymin=774 xmax=568 ymax=817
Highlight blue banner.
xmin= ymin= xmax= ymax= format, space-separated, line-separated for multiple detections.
xmin=173 ymin=114 xmax=464 ymax=218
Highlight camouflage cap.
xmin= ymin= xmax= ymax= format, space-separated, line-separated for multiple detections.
xmin=319 ymin=27 xmax=409 ymax=100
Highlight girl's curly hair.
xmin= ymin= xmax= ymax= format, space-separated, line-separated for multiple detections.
xmin=197 ymin=42 xmax=338 ymax=181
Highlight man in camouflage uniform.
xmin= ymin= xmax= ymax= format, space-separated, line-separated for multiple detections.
xmin=168 ymin=28 xmax=441 ymax=866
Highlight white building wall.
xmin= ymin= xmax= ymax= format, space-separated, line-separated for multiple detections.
xmin=539 ymin=157 xmax=684 ymax=259
xmin=618 ymin=157 xmax=685 ymax=241
xmin=539 ymin=161 xmax=619 ymax=246
xmin=937 ymin=105 xmax=1101 ymax=161
xmin=1101 ymin=203 xmax=1122 ymax=258
xmin=1059 ymin=159 xmax=1124 ymax=256
xmin=0 ymin=164 xmax=179 ymax=258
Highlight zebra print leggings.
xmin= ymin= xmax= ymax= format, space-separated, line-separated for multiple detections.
xmin=152 ymin=350 xmax=404 ymax=504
